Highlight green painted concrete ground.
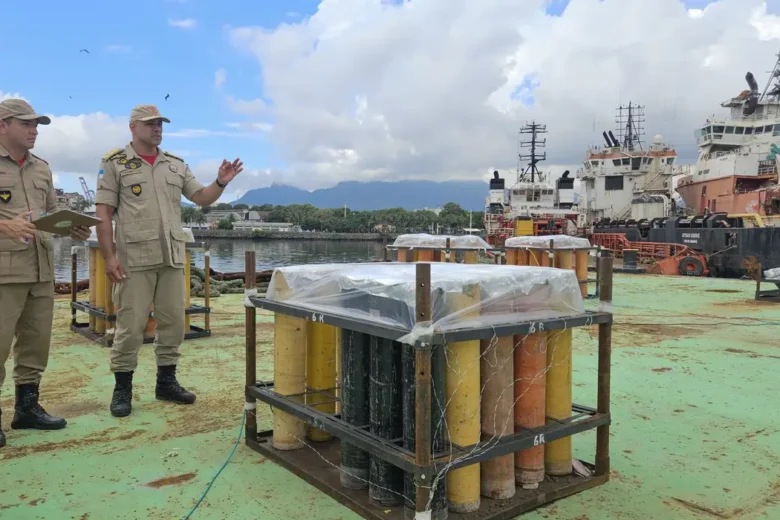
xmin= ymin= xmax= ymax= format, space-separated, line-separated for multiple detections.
xmin=1 ymin=273 xmax=779 ymax=520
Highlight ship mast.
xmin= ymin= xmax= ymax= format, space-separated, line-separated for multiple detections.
xmin=517 ymin=121 xmax=547 ymax=183
xmin=760 ymin=48 xmax=780 ymax=100
xmin=616 ymin=102 xmax=645 ymax=152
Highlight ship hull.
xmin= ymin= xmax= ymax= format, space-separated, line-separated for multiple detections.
xmin=676 ymin=175 xmax=780 ymax=216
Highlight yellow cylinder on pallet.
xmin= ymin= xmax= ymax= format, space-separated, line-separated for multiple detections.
xmin=545 ymin=328 xmax=573 ymax=476
xmin=575 ymin=250 xmax=589 ymax=298
xmin=184 ymin=250 xmax=192 ymax=331
xmin=89 ymin=247 xmax=97 ymax=331
xmin=445 ymin=284 xmax=481 ymax=513
xmin=95 ymin=253 xmax=106 ymax=334
xmin=554 ymin=250 xmax=574 ymax=270
xmin=506 ymin=249 xmax=517 ymax=266
xmin=528 ymin=250 xmax=545 ymax=267
xmin=463 ymin=251 xmax=478 ymax=264
xmin=306 ymin=322 xmax=340 ymax=442
xmin=273 ymin=313 xmax=307 ymax=450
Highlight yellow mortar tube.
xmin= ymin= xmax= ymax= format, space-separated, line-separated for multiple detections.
xmin=273 ymin=275 xmax=307 ymax=451
xmin=463 ymin=251 xmax=478 ymax=264
xmin=545 ymin=328 xmax=573 ymax=476
xmin=575 ymin=250 xmax=589 ymax=298
xmin=506 ymin=249 xmax=517 ymax=266
xmin=184 ymin=250 xmax=192 ymax=331
xmin=445 ymin=284 xmax=481 ymax=513
xmin=397 ymin=249 xmax=408 ymax=262
xmin=554 ymin=250 xmax=574 ymax=271
xmin=528 ymin=250 xmax=545 ymax=267
xmin=88 ymin=247 xmax=97 ymax=331
xmin=306 ymin=322 xmax=339 ymax=442
xmin=95 ymin=253 xmax=106 ymax=334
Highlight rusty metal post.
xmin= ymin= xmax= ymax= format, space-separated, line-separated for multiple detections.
xmin=755 ymin=262 xmax=762 ymax=300
xmin=204 ymin=244 xmax=211 ymax=332
xmin=71 ymin=250 xmax=78 ymax=326
xmin=245 ymin=251 xmax=257 ymax=443
xmin=414 ymin=263 xmax=433 ymax=515
xmin=383 ymin=235 xmax=388 ymax=262
xmin=596 ymin=251 xmax=613 ymax=477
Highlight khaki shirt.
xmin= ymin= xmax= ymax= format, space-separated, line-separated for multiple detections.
xmin=95 ymin=143 xmax=205 ymax=272
xmin=0 ymin=143 xmax=56 ymax=284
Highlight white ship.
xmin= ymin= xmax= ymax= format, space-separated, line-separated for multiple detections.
xmin=576 ymin=103 xmax=679 ymax=223
xmin=483 ymin=122 xmax=580 ymax=247
xmin=675 ymin=49 xmax=780 ymax=219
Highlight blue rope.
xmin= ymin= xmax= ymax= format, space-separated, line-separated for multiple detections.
xmin=183 ymin=409 xmax=247 ymax=519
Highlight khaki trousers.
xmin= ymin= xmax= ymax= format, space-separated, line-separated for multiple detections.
xmin=110 ymin=266 xmax=185 ymax=373
xmin=0 ymin=282 xmax=54 ymax=388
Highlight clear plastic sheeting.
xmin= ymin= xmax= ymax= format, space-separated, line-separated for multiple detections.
xmin=266 ymin=262 xmax=585 ymax=345
xmin=391 ymin=233 xmax=492 ymax=250
xmin=765 ymin=267 xmax=780 ymax=280
xmin=505 ymin=234 xmax=591 ymax=250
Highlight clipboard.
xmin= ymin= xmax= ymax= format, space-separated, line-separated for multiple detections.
xmin=31 ymin=209 xmax=102 ymax=235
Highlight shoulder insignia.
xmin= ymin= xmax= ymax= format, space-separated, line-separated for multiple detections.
xmin=30 ymin=153 xmax=48 ymax=165
xmin=103 ymin=148 xmax=124 ymax=161
xmin=163 ymin=150 xmax=184 ymax=162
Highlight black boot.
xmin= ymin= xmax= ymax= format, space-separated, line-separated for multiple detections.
xmin=10 ymin=383 xmax=67 ymax=430
xmin=0 ymin=408 xmax=6 ymax=447
xmin=110 ymin=371 xmax=133 ymax=417
xmin=155 ymin=365 xmax=196 ymax=404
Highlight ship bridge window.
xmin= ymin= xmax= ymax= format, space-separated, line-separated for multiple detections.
xmin=766 ymin=125 xmax=776 ymax=135
xmin=736 ymin=126 xmax=745 ymax=135
xmin=713 ymin=126 xmax=724 ymax=133
xmin=755 ymin=126 xmax=764 ymax=135
xmin=604 ymin=175 xmax=624 ymax=191
xmin=526 ymin=190 xmax=541 ymax=202
xmin=725 ymin=126 xmax=735 ymax=134
xmin=612 ymin=159 xmax=621 ymax=167
xmin=705 ymin=126 xmax=712 ymax=134
xmin=631 ymin=157 xmax=641 ymax=170
xmin=745 ymin=126 xmax=754 ymax=135
xmin=622 ymin=158 xmax=630 ymax=166
xmin=666 ymin=157 xmax=674 ymax=165
xmin=591 ymin=160 xmax=599 ymax=166
xmin=513 ymin=189 xmax=525 ymax=196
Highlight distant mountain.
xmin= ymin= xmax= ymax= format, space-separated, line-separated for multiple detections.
xmin=235 ymin=180 xmax=488 ymax=211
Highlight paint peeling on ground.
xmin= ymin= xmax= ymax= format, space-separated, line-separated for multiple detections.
xmin=144 ymin=472 xmax=197 ymax=488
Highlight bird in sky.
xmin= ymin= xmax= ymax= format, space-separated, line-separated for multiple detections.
xmin=165 ymin=94 xmax=170 ymax=101
xmin=79 ymin=49 xmax=89 ymax=54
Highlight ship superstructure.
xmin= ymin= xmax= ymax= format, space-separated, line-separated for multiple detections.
xmin=577 ymin=103 xmax=678 ymax=223
xmin=676 ymin=50 xmax=780 ymax=218
xmin=483 ymin=122 xmax=580 ymax=246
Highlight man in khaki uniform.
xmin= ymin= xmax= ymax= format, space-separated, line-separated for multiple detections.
xmin=0 ymin=99 xmax=91 ymax=448
xmin=95 ymin=104 xmax=243 ymax=417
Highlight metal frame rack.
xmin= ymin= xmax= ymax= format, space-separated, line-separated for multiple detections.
xmin=504 ymin=241 xmax=603 ymax=300
xmin=243 ymin=251 xmax=614 ymax=520
xmin=69 ymin=240 xmax=212 ymax=347
xmin=755 ymin=272 xmax=780 ymax=303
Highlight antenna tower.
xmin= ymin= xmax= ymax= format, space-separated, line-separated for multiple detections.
xmin=760 ymin=48 xmax=780 ymax=99
xmin=615 ymin=102 xmax=645 ymax=152
xmin=517 ymin=121 xmax=547 ymax=183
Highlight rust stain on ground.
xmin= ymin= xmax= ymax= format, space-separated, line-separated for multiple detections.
xmin=705 ymin=289 xmax=742 ymax=294
xmin=652 ymin=367 xmax=673 ymax=373
xmin=591 ymin=323 xmax=692 ymax=344
xmin=670 ymin=497 xmax=728 ymax=518
xmin=28 ymin=498 xmax=44 ymax=506
xmin=713 ymin=299 xmax=775 ymax=308
xmin=144 ymin=472 xmax=197 ymax=488
xmin=0 ymin=429 xmax=145 ymax=461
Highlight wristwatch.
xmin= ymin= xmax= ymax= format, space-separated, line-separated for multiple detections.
xmin=216 ymin=177 xmax=228 ymax=188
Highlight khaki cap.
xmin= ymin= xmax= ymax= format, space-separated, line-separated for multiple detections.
xmin=130 ymin=104 xmax=170 ymax=123
xmin=0 ymin=98 xmax=51 ymax=125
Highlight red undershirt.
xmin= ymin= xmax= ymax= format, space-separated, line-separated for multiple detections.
xmin=17 ymin=158 xmax=24 ymax=166
xmin=139 ymin=154 xmax=156 ymax=165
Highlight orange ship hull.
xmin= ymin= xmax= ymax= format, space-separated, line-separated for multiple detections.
xmin=676 ymin=175 xmax=780 ymax=216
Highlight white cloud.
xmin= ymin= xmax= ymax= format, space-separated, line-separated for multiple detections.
xmin=168 ymin=18 xmax=197 ymax=29
xmin=228 ymin=0 xmax=780 ymax=190
xmin=0 ymin=91 xmax=28 ymax=102
xmin=226 ymin=122 xmax=274 ymax=132
xmin=226 ymin=95 xmax=266 ymax=114
xmin=214 ymin=68 xmax=227 ymax=88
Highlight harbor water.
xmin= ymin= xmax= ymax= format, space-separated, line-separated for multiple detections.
xmin=54 ymin=237 xmax=386 ymax=282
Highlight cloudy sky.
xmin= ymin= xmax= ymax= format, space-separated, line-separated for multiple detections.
xmin=3 ymin=0 xmax=780 ymax=204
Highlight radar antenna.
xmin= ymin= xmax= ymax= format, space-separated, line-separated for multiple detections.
xmin=615 ymin=102 xmax=645 ymax=152
xmin=517 ymin=122 xmax=547 ymax=183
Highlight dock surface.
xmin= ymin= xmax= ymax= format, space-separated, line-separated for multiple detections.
xmin=1 ymin=273 xmax=779 ymax=519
